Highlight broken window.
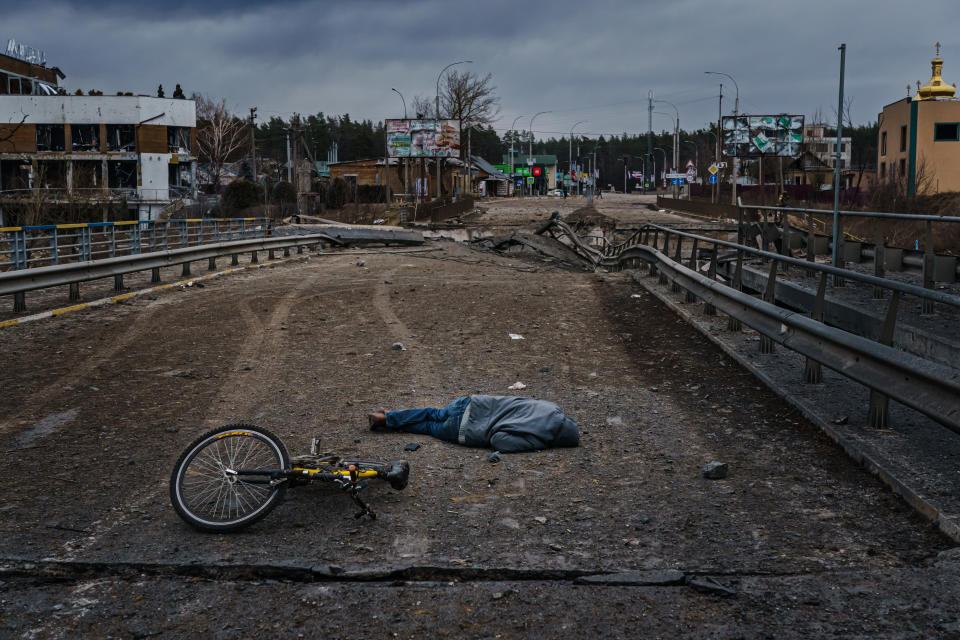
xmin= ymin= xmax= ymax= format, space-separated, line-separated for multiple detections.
xmin=168 ymin=162 xmax=193 ymax=189
xmin=72 ymin=160 xmax=102 ymax=188
xmin=108 ymin=160 xmax=137 ymax=189
xmin=36 ymin=125 xmax=65 ymax=151
xmin=35 ymin=161 xmax=67 ymax=188
xmin=106 ymin=124 xmax=136 ymax=151
xmin=167 ymin=126 xmax=191 ymax=153
xmin=71 ymin=124 xmax=100 ymax=151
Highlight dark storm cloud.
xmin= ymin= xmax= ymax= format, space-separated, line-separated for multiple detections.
xmin=3 ymin=0 xmax=957 ymax=139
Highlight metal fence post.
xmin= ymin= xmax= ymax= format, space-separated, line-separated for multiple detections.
xmin=868 ymin=291 xmax=900 ymax=428
xmin=759 ymin=261 xmax=777 ymax=354
xmin=670 ymin=236 xmax=683 ymax=293
xmin=873 ymin=226 xmax=885 ymax=299
xmin=727 ymin=251 xmax=743 ymax=332
xmin=131 ymin=224 xmax=142 ymax=255
xmin=833 ymin=213 xmax=845 ymax=287
xmin=50 ymin=227 xmax=59 ymax=265
xmin=80 ymin=226 xmax=92 ymax=262
xmin=806 ymin=211 xmax=816 ymax=276
xmin=685 ymin=238 xmax=699 ymax=302
xmin=922 ymin=220 xmax=935 ymax=314
xmin=704 ymin=243 xmax=718 ymax=315
xmin=803 ymin=272 xmax=827 ymax=384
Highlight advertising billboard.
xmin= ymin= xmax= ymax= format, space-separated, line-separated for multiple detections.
xmin=386 ymin=119 xmax=461 ymax=158
xmin=721 ymin=115 xmax=804 ymax=157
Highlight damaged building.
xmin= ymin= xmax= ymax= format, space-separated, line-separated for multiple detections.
xmin=0 ymin=42 xmax=197 ymax=223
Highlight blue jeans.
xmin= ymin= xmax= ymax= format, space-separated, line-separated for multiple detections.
xmin=385 ymin=397 xmax=470 ymax=443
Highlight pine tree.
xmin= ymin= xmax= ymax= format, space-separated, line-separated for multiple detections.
xmin=172 ymin=84 xmax=185 ymax=99
xmin=157 ymin=84 xmax=165 ymax=98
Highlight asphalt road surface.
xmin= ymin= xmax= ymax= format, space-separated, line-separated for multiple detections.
xmin=2 ymin=194 xmax=958 ymax=638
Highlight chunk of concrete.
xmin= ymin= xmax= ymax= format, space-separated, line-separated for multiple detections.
xmin=702 ymin=461 xmax=728 ymax=479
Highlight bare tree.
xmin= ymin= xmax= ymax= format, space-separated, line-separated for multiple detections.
xmin=440 ymin=70 xmax=500 ymax=159
xmin=0 ymin=111 xmax=30 ymax=151
xmin=410 ymin=95 xmax=434 ymax=119
xmin=192 ymin=94 xmax=248 ymax=193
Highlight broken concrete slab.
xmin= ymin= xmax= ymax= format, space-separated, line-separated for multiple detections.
xmin=575 ymin=570 xmax=685 ymax=586
xmin=276 ymin=223 xmax=424 ymax=246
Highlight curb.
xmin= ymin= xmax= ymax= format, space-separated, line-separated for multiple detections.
xmin=631 ymin=270 xmax=960 ymax=544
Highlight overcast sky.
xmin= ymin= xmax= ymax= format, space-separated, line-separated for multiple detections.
xmin=4 ymin=0 xmax=956 ymax=140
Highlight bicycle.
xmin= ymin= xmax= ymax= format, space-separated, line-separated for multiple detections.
xmin=169 ymin=423 xmax=410 ymax=532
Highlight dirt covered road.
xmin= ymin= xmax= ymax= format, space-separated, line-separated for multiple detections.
xmin=1 ymin=198 xmax=958 ymax=637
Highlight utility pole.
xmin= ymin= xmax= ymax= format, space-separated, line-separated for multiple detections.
xmin=831 ymin=43 xmax=847 ymax=283
xmin=647 ymin=90 xmax=653 ymax=193
xmin=715 ymin=84 xmax=722 ymax=204
xmin=248 ymin=107 xmax=258 ymax=185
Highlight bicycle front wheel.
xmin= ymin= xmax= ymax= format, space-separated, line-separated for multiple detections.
xmin=170 ymin=424 xmax=290 ymax=532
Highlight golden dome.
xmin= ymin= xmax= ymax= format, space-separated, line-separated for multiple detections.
xmin=916 ymin=42 xmax=956 ymax=100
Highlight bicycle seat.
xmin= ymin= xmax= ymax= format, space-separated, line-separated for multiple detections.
xmin=384 ymin=460 xmax=410 ymax=491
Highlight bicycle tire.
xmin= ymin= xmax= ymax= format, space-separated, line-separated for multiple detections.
xmin=170 ymin=423 xmax=290 ymax=532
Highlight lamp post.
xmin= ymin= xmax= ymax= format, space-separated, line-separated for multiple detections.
xmin=569 ymin=120 xmax=587 ymax=197
xmin=705 ymin=71 xmax=739 ymax=205
xmin=655 ymin=99 xmax=680 ymax=199
xmin=435 ymin=60 xmax=471 ymax=200
xmin=391 ymin=88 xmax=408 ymax=202
xmin=509 ymin=114 xmax=524 ymax=195
xmin=704 ymin=128 xmax=718 ymax=203
xmin=654 ymin=147 xmax=666 ymax=193
xmin=683 ymin=139 xmax=698 ymax=198
xmin=527 ymin=111 xmax=551 ymax=196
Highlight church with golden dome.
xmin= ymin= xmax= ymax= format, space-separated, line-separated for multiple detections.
xmin=877 ymin=43 xmax=960 ymax=195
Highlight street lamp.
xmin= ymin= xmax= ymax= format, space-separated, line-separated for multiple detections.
xmin=527 ymin=111 xmax=551 ymax=196
xmin=509 ymin=114 xmax=525 ymax=190
xmin=655 ymin=99 xmax=680 ymax=198
xmin=570 ymin=120 xmax=587 ymax=197
xmin=683 ymin=139 xmax=698 ymax=199
xmin=391 ymin=88 xmax=408 ymax=201
xmin=705 ymin=71 xmax=739 ymax=205
xmin=653 ymin=147 xmax=667 ymax=193
xmin=435 ymin=60 xmax=472 ymax=200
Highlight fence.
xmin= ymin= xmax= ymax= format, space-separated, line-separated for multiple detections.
xmin=0 ymin=218 xmax=269 ymax=271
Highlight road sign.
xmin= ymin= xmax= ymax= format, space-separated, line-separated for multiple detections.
xmin=670 ymin=178 xmax=685 ymax=185
xmin=685 ymin=168 xmax=696 ymax=182
xmin=686 ymin=160 xmax=696 ymax=169
xmin=716 ymin=161 xmax=727 ymax=168
xmin=526 ymin=158 xmax=534 ymax=166
xmin=665 ymin=172 xmax=685 ymax=179
xmin=526 ymin=177 xmax=534 ymax=184
xmin=532 ymin=166 xmax=542 ymax=177
xmin=708 ymin=163 xmax=718 ymax=175
xmin=708 ymin=175 xmax=718 ymax=184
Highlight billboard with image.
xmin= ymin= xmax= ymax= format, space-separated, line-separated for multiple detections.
xmin=722 ymin=115 xmax=804 ymax=157
xmin=386 ymin=119 xmax=461 ymax=158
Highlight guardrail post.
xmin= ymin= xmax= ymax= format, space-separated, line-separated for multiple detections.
xmin=803 ymin=272 xmax=827 ymax=384
xmin=114 ymin=274 xmax=124 ymax=291
xmin=759 ymin=261 xmax=777 ymax=354
xmin=50 ymin=227 xmax=59 ymax=265
xmin=727 ymin=251 xmax=743 ymax=332
xmin=806 ymin=212 xmax=816 ymax=276
xmin=231 ymin=253 xmax=239 ymax=265
xmin=704 ymin=243 xmax=718 ymax=315
xmin=251 ymin=250 xmax=259 ymax=264
xmin=833 ymin=213 xmax=845 ymax=287
xmin=151 ymin=267 xmax=161 ymax=283
xmin=69 ymin=282 xmax=80 ymax=301
xmin=182 ymin=261 xmax=191 ymax=277
xmin=13 ymin=291 xmax=25 ymax=312
xmin=922 ymin=220 xmax=935 ymax=315
xmin=268 ymin=249 xmax=276 ymax=260
xmin=670 ymin=236 xmax=683 ymax=293
xmin=760 ymin=210 xmax=769 ymax=261
xmin=780 ymin=210 xmax=791 ymax=273
xmin=208 ymin=257 xmax=217 ymax=271
xmin=80 ymin=226 xmax=92 ymax=262
xmin=873 ymin=227 xmax=886 ymax=299
xmin=685 ymin=238 xmax=699 ymax=302
xmin=868 ymin=291 xmax=900 ymax=428
xmin=296 ymin=245 xmax=304 ymax=255
xmin=283 ymin=247 xmax=290 ymax=257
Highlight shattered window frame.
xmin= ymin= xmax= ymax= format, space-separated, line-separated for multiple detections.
xmin=106 ymin=124 xmax=136 ymax=152
xmin=36 ymin=125 xmax=66 ymax=152
xmin=108 ymin=160 xmax=137 ymax=189
xmin=167 ymin=126 xmax=191 ymax=154
xmin=71 ymin=124 xmax=100 ymax=152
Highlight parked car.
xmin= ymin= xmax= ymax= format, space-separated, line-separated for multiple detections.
xmin=547 ymin=188 xmax=564 ymax=196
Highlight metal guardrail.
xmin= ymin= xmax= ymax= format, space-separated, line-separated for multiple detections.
xmin=0 ymin=233 xmax=332 ymax=313
xmin=0 ymin=218 xmax=269 ymax=272
xmin=539 ymin=217 xmax=960 ymax=435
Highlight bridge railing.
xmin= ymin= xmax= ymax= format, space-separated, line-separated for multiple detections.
xmin=539 ymin=216 xmax=960 ymax=435
xmin=0 ymin=218 xmax=269 ymax=272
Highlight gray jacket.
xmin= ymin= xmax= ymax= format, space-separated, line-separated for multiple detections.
xmin=457 ymin=395 xmax=579 ymax=452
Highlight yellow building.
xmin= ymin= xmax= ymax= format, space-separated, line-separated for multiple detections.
xmin=877 ymin=43 xmax=960 ymax=195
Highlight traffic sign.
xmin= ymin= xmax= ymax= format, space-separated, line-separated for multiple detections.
xmin=665 ymin=172 xmax=685 ymax=179
xmin=685 ymin=168 xmax=696 ymax=181
xmin=526 ymin=158 xmax=534 ymax=166
xmin=686 ymin=160 xmax=696 ymax=169
xmin=532 ymin=166 xmax=542 ymax=177
xmin=526 ymin=177 xmax=534 ymax=184
xmin=716 ymin=162 xmax=727 ymax=168
xmin=708 ymin=163 xmax=718 ymax=175
xmin=708 ymin=175 xmax=718 ymax=184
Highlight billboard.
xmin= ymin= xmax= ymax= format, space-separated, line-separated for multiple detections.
xmin=722 ymin=115 xmax=804 ymax=157
xmin=386 ymin=119 xmax=461 ymax=158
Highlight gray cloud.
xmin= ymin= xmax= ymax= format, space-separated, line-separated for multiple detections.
xmin=4 ymin=0 xmax=956 ymax=141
